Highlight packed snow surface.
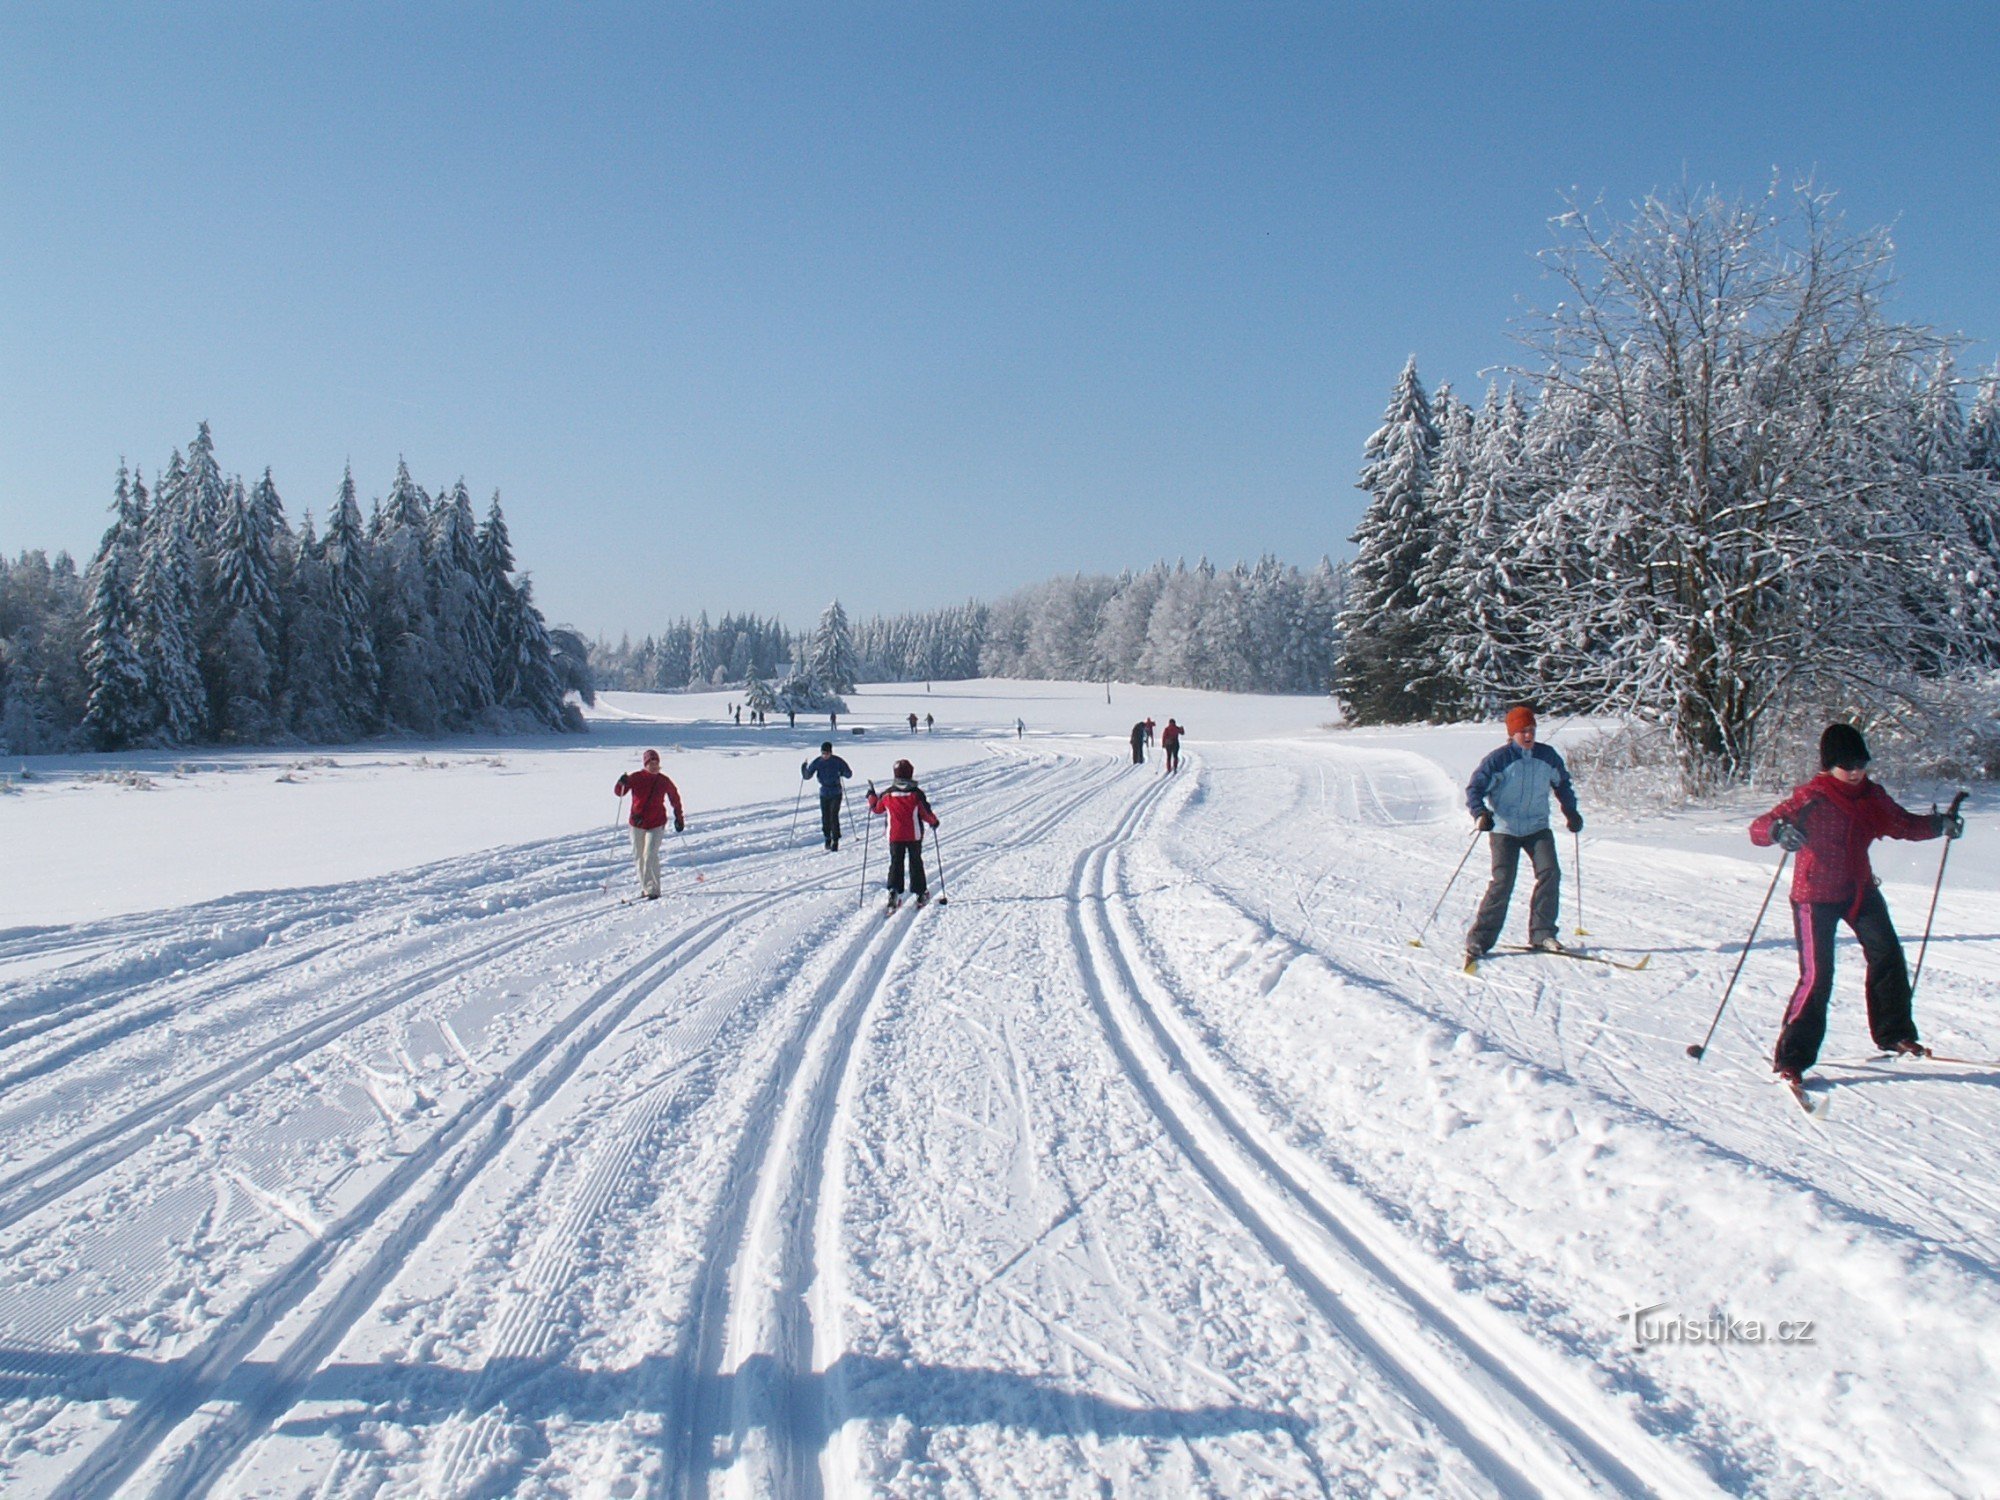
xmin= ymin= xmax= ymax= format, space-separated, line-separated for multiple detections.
xmin=1 ymin=682 xmax=1995 ymax=1498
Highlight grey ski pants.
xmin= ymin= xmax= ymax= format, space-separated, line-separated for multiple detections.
xmin=1467 ymin=828 xmax=1559 ymax=953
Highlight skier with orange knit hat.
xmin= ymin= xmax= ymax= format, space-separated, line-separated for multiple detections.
xmin=1464 ymin=705 xmax=1582 ymax=965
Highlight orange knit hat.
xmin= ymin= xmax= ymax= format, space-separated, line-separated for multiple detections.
xmin=1504 ymin=706 xmax=1536 ymax=736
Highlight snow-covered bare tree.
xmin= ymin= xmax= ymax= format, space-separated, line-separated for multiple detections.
xmin=1515 ymin=180 xmax=1994 ymax=784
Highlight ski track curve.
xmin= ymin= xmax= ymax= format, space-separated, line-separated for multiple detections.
xmin=1066 ymin=762 xmax=1719 ymax=1500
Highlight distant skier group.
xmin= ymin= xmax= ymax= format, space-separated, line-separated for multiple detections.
xmin=1129 ymin=716 xmax=1184 ymax=771
xmin=1460 ymin=704 xmax=1965 ymax=1094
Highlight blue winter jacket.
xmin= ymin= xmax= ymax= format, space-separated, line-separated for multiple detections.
xmin=1466 ymin=742 xmax=1579 ymax=837
xmin=803 ymin=753 xmax=853 ymax=798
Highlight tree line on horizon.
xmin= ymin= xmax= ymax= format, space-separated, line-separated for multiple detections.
xmin=590 ymin=557 xmax=1347 ymax=701
xmin=0 ymin=423 xmax=589 ymax=754
xmin=1334 ymin=182 xmax=2000 ymax=788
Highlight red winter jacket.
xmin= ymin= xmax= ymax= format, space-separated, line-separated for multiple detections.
xmin=615 ymin=767 xmax=683 ymax=830
xmin=1750 ymin=773 xmax=1937 ymax=913
xmin=867 ymin=779 xmax=939 ymax=843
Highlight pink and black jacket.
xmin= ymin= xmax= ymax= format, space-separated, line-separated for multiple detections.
xmin=1750 ymin=773 xmax=1938 ymax=915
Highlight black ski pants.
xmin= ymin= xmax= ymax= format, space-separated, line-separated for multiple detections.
xmin=1466 ymin=828 xmax=1559 ymax=954
xmin=887 ymin=839 xmax=928 ymax=897
xmin=1131 ymin=742 xmax=1145 ymax=764
xmin=1774 ymin=887 xmax=1917 ymax=1073
xmin=819 ymin=793 xmax=843 ymax=849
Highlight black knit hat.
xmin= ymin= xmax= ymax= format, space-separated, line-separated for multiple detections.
xmin=1820 ymin=723 xmax=1870 ymax=771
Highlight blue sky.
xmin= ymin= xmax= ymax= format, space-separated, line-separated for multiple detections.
xmin=3 ymin=2 xmax=1995 ymax=637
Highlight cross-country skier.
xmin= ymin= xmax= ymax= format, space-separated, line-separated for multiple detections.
xmin=1464 ymin=705 xmax=1581 ymax=963
xmin=614 ymin=749 xmax=685 ymax=900
xmin=1144 ymin=716 xmax=1156 ymax=746
xmin=1750 ymin=723 xmax=1961 ymax=1086
xmin=1161 ymin=718 xmax=1184 ymax=773
xmin=1130 ymin=722 xmax=1147 ymax=765
xmin=908 ymin=712 xmax=919 ymax=733
xmin=802 ymin=741 xmax=854 ymax=851
xmin=867 ymin=758 xmax=940 ymax=909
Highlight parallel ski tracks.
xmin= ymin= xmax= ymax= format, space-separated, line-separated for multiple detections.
xmin=1067 ymin=775 xmax=1721 ymax=1500
xmin=51 ymin=875 xmax=797 ymax=1500
xmin=72 ymin=747 xmax=1098 ymax=1499
xmin=663 ymin=753 xmax=1132 ymax=1499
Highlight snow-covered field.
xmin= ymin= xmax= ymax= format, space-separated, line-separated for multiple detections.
xmin=2 ymin=681 xmax=1995 ymax=1498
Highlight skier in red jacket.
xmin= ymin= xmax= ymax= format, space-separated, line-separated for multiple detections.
xmin=867 ymin=758 xmax=940 ymax=910
xmin=1749 ymin=723 xmax=1959 ymax=1083
xmin=614 ymin=749 xmax=685 ymax=900
xmin=1160 ymin=719 xmax=1184 ymax=773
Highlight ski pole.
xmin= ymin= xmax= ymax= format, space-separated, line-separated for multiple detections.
xmin=858 ymin=795 xmax=874 ymax=910
xmin=789 ymin=776 xmax=805 ymax=842
xmin=1410 ymin=825 xmax=1484 ymax=948
xmin=1686 ymin=851 xmax=1789 ymax=1061
xmin=1573 ymin=829 xmax=1589 ymax=937
xmin=928 ymin=823 xmax=949 ymax=906
xmin=614 ymin=792 xmax=627 ymax=829
xmin=1910 ymin=789 xmax=1968 ymax=1002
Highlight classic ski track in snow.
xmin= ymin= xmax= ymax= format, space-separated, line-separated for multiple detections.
xmin=1071 ymin=768 xmax=1715 ymax=1499
xmin=51 ymin=748 xmax=1086 ymax=1499
xmin=20 ymin=753 xmax=1048 ymax=1498
xmin=48 ymin=883 xmax=786 ymax=1500
xmin=665 ymin=753 xmax=1127 ymax=1499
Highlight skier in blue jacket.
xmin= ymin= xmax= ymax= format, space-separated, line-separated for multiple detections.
xmin=1464 ymin=705 xmax=1582 ymax=963
xmin=802 ymin=742 xmax=854 ymax=851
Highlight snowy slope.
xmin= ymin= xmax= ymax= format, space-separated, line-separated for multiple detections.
xmin=1 ymin=682 xmax=1995 ymax=1498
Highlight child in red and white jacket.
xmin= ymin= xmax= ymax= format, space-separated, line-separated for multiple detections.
xmin=867 ymin=759 xmax=940 ymax=910
xmin=1749 ymin=724 xmax=1960 ymax=1083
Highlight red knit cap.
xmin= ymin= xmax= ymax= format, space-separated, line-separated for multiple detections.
xmin=1505 ymin=706 xmax=1536 ymax=736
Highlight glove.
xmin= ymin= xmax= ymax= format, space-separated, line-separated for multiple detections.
xmin=673 ymin=813 xmax=685 ymax=833
xmin=1472 ymin=809 xmax=1494 ymax=832
xmin=1936 ymin=810 xmax=1965 ymax=840
xmin=1770 ymin=819 xmax=1807 ymax=853
xmin=1565 ymin=810 xmax=1584 ymax=833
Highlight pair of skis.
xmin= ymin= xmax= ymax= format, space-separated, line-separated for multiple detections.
xmin=1462 ymin=943 xmax=1652 ymax=975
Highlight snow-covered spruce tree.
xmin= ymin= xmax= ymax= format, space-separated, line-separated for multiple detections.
xmin=687 ymin=610 xmax=716 ymax=688
xmin=1139 ymin=559 xmax=1214 ymax=686
xmin=808 ymin=600 xmax=859 ymax=694
xmin=280 ymin=514 xmax=351 ymax=741
xmin=1517 ymin=181 xmax=1993 ymax=786
xmin=1336 ymin=357 xmax=1444 ymax=723
xmin=1426 ymin=385 xmax=1539 ymax=713
xmin=326 ymin=467 xmax=383 ymax=731
xmin=428 ymin=480 xmax=496 ymax=720
xmin=370 ymin=464 xmax=441 ymax=733
xmin=204 ymin=476 xmax=283 ymax=740
xmin=1406 ymin=386 xmax=1479 ymax=719
xmin=81 ymin=475 xmax=152 ymax=749
xmin=135 ymin=477 xmax=205 ymax=743
xmin=744 ymin=674 xmax=775 ymax=717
